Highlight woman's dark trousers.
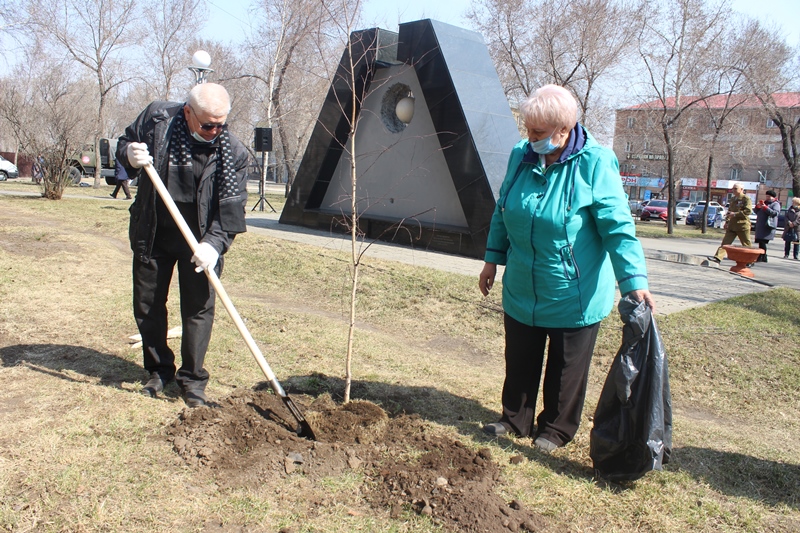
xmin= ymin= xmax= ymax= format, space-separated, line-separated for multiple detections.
xmin=499 ymin=313 xmax=600 ymax=446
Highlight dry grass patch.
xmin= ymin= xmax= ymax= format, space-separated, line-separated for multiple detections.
xmin=0 ymin=194 xmax=798 ymax=532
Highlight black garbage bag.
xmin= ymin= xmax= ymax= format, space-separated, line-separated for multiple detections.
xmin=590 ymin=295 xmax=672 ymax=481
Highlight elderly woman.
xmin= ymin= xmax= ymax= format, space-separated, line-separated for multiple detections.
xmin=478 ymin=85 xmax=654 ymax=453
xmin=753 ymin=190 xmax=781 ymax=263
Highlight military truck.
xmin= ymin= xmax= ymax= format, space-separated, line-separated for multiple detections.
xmin=66 ymin=138 xmax=117 ymax=185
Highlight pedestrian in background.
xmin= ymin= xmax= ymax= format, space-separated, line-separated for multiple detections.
xmin=708 ymin=183 xmax=752 ymax=264
xmin=478 ymin=84 xmax=654 ymax=453
xmin=782 ymin=197 xmax=800 ymax=260
xmin=32 ymin=155 xmax=44 ymax=184
xmin=110 ymin=159 xmax=132 ymax=200
xmin=754 ymin=190 xmax=780 ymax=263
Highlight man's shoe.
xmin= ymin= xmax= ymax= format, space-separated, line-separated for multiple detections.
xmin=183 ymin=389 xmax=207 ymax=408
xmin=534 ymin=436 xmax=559 ymax=453
xmin=482 ymin=422 xmax=510 ymax=436
xmin=142 ymin=374 xmax=166 ymax=397
xmin=706 ymin=256 xmax=721 ymax=264
xmin=109 ymin=194 xmax=116 ymax=199
xmin=784 ymin=255 xmax=789 ymax=259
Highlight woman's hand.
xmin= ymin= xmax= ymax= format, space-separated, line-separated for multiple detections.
xmin=479 ymin=262 xmax=497 ymax=296
xmin=628 ymin=289 xmax=656 ymax=313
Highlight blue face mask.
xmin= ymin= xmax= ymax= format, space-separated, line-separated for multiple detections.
xmin=531 ymin=129 xmax=560 ymax=154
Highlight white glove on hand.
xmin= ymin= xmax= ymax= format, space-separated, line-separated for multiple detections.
xmin=126 ymin=142 xmax=152 ymax=168
xmin=191 ymin=242 xmax=219 ymax=273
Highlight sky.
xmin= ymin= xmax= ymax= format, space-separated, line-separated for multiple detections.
xmin=201 ymin=0 xmax=799 ymax=47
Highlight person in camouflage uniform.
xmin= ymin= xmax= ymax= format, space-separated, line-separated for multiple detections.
xmin=708 ymin=183 xmax=753 ymax=263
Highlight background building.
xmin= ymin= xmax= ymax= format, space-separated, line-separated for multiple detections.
xmin=613 ymin=93 xmax=799 ymax=205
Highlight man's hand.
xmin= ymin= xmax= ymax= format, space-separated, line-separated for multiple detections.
xmin=191 ymin=242 xmax=219 ymax=273
xmin=126 ymin=142 xmax=153 ymax=168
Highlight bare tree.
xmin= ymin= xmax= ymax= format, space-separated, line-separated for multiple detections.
xmin=467 ymin=0 xmax=641 ymax=133
xmin=141 ymin=0 xmax=207 ymax=100
xmin=691 ymin=19 xmax=763 ymax=233
xmin=0 ymin=52 xmax=95 ymax=198
xmin=23 ymin=0 xmax=139 ymax=186
xmin=733 ymin=18 xmax=800 ymax=197
xmin=228 ymin=0 xmax=355 ymax=193
xmin=637 ymin=0 xmax=730 ymax=233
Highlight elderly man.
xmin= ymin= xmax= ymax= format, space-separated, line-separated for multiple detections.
xmin=117 ymin=83 xmax=249 ymax=407
xmin=708 ymin=183 xmax=753 ymax=264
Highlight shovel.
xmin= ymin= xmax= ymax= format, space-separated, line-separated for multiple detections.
xmin=142 ymin=163 xmax=316 ymax=440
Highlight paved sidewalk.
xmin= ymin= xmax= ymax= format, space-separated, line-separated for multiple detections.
xmin=245 ymin=212 xmax=793 ymax=316
xmin=4 ymin=185 xmax=787 ymax=316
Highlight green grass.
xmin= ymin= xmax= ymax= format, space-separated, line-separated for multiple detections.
xmin=634 ymin=220 xmax=727 ymax=239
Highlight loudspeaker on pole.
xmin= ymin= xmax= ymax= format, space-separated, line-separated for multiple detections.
xmin=254 ymin=127 xmax=273 ymax=152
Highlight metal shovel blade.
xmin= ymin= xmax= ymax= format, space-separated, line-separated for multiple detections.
xmin=281 ymin=395 xmax=317 ymax=440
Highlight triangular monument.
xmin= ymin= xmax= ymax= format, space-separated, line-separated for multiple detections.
xmin=279 ymin=19 xmax=521 ymax=258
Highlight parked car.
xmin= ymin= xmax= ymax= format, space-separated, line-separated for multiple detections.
xmin=686 ymin=205 xmax=720 ymax=227
xmin=696 ymin=200 xmax=726 ymax=218
xmin=640 ymin=199 xmax=669 ymax=221
xmin=635 ymin=200 xmax=650 ymax=217
xmin=675 ymin=201 xmax=695 ymax=220
xmin=0 ymin=155 xmax=19 ymax=180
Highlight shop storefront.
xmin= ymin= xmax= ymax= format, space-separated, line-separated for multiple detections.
xmin=622 ymin=175 xmax=667 ymax=201
xmin=680 ymin=178 xmax=759 ymax=204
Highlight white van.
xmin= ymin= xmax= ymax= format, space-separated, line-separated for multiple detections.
xmin=0 ymin=155 xmax=19 ymax=180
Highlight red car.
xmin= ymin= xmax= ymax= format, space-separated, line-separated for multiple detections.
xmin=639 ymin=199 xmax=669 ymax=221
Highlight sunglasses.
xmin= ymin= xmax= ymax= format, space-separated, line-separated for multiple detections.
xmin=199 ymin=122 xmax=226 ymax=132
xmin=189 ymin=106 xmax=226 ymax=131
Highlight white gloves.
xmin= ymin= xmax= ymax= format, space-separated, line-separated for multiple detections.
xmin=191 ymin=242 xmax=219 ymax=273
xmin=126 ymin=142 xmax=153 ymax=168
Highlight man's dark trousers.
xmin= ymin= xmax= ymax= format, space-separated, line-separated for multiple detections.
xmin=133 ymin=226 xmax=220 ymax=392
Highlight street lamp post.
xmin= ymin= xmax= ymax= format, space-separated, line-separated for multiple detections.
xmin=188 ymin=50 xmax=214 ymax=84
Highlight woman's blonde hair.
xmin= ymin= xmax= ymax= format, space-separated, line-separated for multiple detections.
xmin=520 ymin=84 xmax=579 ymax=130
xmin=792 ymin=197 xmax=800 ymax=207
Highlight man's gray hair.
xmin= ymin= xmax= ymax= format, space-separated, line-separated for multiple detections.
xmin=187 ymin=83 xmax=231 ymax=116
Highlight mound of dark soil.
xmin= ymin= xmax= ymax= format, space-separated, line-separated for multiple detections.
xmin=166 ymin=388 xmax=553 ymax=532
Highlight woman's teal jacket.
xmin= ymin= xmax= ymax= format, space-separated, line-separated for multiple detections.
xmin=484 ymin=125 xmax=648 ymax=328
